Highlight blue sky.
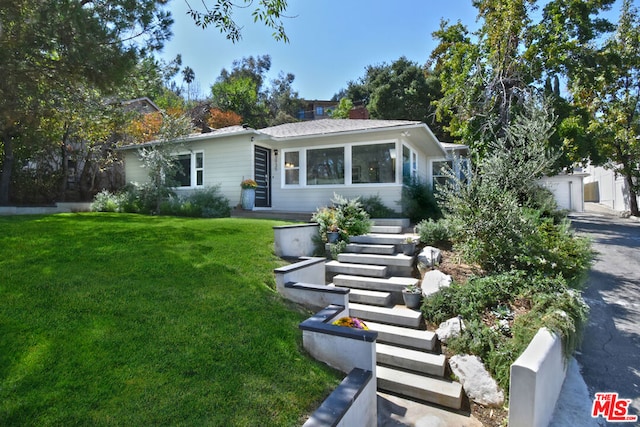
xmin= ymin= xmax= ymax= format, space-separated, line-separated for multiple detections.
xmin=158 ymin=1 xmax=624 ymax=101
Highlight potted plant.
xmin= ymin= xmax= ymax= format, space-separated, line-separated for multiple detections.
xmin=327 ymin=224 xmax=340 ymax=243
xmin=240 ymin=179 xmax=258 ymax=210
xmin=402 ymin=284 xmax=422 ymax=309
xmin=400 ymin=236 xmax=417 ymax=256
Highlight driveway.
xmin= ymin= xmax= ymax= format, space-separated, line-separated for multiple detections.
xmin=569 ymin=212 xmax=640 ymax=424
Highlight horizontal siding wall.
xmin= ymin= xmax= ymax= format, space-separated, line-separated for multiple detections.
xmin=272 ymin=185 xmax=403 ymax=213
xmin=121 ymin=135 xmax=256 ymax=207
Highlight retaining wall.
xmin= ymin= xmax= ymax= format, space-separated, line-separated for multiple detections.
xmin=509 ymin=327 xmax=567 ymax=427
xmin=273 ymin=223 xmax=319 ymax=258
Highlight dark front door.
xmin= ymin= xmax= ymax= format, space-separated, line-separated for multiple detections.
xmin=254 ymin=146 xmax=271 ymax=208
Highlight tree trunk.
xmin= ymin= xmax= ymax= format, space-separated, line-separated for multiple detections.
xmin=625 ymin=174 xmax=639 ymax=217
xmin=0 ymin=133 xmax=14 ymax=206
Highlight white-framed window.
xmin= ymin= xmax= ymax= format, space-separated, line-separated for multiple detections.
xmin=284 ymin=151 xmax=300 ymax=185
xmin=172 ymin=151 xmax=204 ymax=187
xmin=282 ymin=142 xmax=404 ymax=187
xmin=351 ymin=142 xmax=396 ymax=184
xmin=306 ymin=147 xmax=345 ymax=185
xmin=432 ymin=157 xmax=470 ymax=191
xmin=402 ymin=145 xmax=418 ymax=182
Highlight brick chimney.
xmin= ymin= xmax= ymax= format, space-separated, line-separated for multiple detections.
xmin=349 ymin=106 xmax=370 ymax=119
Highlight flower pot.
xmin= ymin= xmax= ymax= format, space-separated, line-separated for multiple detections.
xmin=241 ymin=188 xmax=255 ymax=210
xmin=401 ymin=242 xmax=416 ymax=256
xmin=327 ymin=231 xmax=339 ymax=243
xmin=402 ymin=290 xmax=422 ymax=309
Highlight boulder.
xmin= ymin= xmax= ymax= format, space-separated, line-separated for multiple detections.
xmin=417 ymin=246 xmax=442 ymax=269
xmin=435 ymin=316 xmax=465 ymax=343
xmin=421 ymin=269 xmax=452 ymax=297
xmin=449 ymin=354 xmax=505 ymax=407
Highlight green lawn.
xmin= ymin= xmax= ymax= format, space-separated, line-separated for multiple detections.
xmin=0 ymin=213 xmax=341 ymax=426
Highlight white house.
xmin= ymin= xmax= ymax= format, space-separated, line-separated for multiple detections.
xmin=119 ymin=119 xmax=449 ymax=213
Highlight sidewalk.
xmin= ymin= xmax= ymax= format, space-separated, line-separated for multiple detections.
xmin=549 ymin=357 xmax=601 ymax=427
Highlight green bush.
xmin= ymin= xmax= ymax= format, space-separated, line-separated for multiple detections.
xmin=91 ymin=185 xmax=231 ymax=218
xmin=360 ymin=195 xmax=398 ymax=218
xmin=426 ymin=272 xmax=589 ymax=392
xmin=400 ymin=178 xmax=442 ymax=223
xmin=415 ymin=218 xmax=453 ymax=246
xmin=312 ymin=194 xmax=372 ymax=244
xmin=179 ymin=186 xmax=231 ymax=218
xmin=91 ymin=190 xmax=122 ymax=212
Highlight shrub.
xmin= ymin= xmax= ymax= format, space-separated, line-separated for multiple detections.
xmin=400 ymin=178 xmax=442 ymax=223
xmin=312 ymin=194 xmax=372 ymax=241
xmin=415 ymin=218 xmax=453 ymax=246
xmin=90 ymin=185 xmax=231 ymax=218
xmin=179 ymin=186 xmax=231 ymax=218
xmin=360 ymin=195 xmax=398 ymax=218
xmin=91 ymin=190 xmax=121 ymax=212
xmin=426 ymin=272 xmax=589 ymax=392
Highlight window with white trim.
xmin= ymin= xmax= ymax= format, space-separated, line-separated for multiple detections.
xmin=307 ymin=147 xmax=344 ymax=185
xmin=284 ymin=151 xmax=300 ymax=185
xmin=172 ymin=151 xmax=204 ymax=187
xmin=352 ymin=143 xmax=396 ymax=184
xmin=402 ymin=145 xmax=418 ymax=183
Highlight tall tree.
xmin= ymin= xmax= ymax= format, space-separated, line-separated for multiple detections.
xmin=0 ymin=0 xmax=173 ymax=205
xmin=573 ymin=0 xmax=640 ymax=215
xmin=431 ymin=0 xmax=536 ymax=155
xmin=344 ymin=57 xmax=449 ymax=140
xmin=185 ymin=0 xmax=289 ymax=42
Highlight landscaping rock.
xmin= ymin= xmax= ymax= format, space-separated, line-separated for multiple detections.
xmin=435 ymin=316 xmax=465 ymax=343
xmin=417 ymin=246 xmax=441 ymax=268
xmin=421 ymin=269 xmax=452 ymax=297
xmin=449 ymin=354 xmax=504 ymax=408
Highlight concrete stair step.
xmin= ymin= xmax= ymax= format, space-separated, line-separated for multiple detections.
xmin=344 ymin=243 xmax=396 ymax=255
xmin=371 ymin=218 xmax=410 ymax=228
xmin=333 ymin=275 xmax=419 ymax=293
xmin=377 ymin=343 xmax=446 ymax=377
xmin=365 ymin=321 xmax=437 ymax=351
xmin=377 ymin=366 xmax=464 ymax=410
xmin=325 ymin=261 xmax=387 ymax=278
xmin=337 ymin=252 xmax=414 ymax=268
xmin=370 ymin=225 xmax=404 ymax=234
xmin=349 ymin=303 xmax=423 ymax=328
xmin=350 ymin=233 xmax=418 ymax=246
xmin=347 ymin=288 xmax=393 ymax=306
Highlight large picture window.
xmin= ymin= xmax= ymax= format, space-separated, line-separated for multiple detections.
xmin=307 ymin=147 xmax=344 ymax=185
xmin=352 ymin=143 xmax=396 ymax=184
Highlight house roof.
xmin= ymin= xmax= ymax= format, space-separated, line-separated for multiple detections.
xmin=119 ymin=119 xmax=447 ymax=157
xmin=260 ymin=119 xmax=424 ymax=139
xmin=117 ymin=125 xmax=258 ymax=150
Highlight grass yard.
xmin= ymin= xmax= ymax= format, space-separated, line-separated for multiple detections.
xmin=0 ymin=213 xmax=341 ymax=426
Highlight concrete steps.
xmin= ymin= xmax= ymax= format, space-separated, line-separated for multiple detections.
xmin=340 ymin=287 xmax=392 ymax=306
xmin=349 ymin=303 xmax=423 ymax=329
xmin=325 ymin=260 xmax=387 ymax=278
xmin=377 ymin=343 xmax=446 ymax=377
xmin=322 ymin=218 xmax=465 ymax=412
xmin=344 ymin=243 xmax=396 ymax=255
xmin=365 ymin=321 xmax=437 ymax=351
xmin=337 ymin=252 xmax=414 ymax=268
xmin=350 ymin=233 xmax=417 ymax=246
xmin=370 ymin=225 xmax=404 ymax=234
xmin=377 ymin=366 xmax=464 ymax=410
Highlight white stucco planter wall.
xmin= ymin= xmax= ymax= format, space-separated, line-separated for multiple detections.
xmin=273 ymin=223 xmax=319 ymax=258
xmin=274 ymin=257 xmax=350 ymax=311
xmin=509 ymin=327 xmax=567 ymax=427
